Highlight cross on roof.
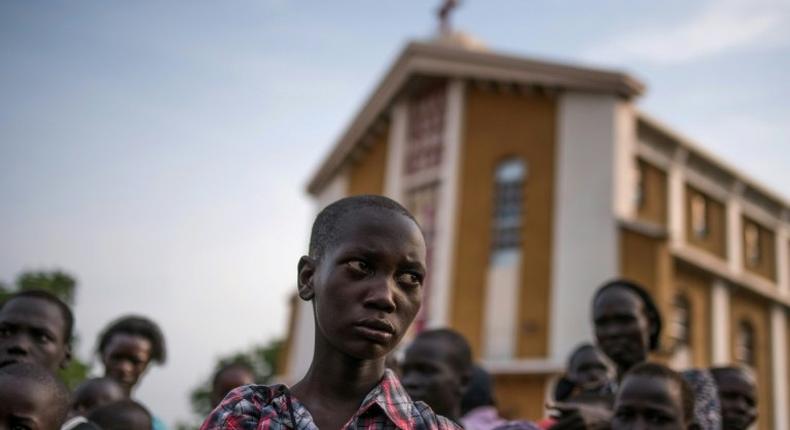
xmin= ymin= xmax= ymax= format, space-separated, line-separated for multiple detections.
xmin=437 ymin=0 xmax=459 ymax=35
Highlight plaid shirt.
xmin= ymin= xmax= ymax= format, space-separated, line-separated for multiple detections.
xmin=201 ymin=369 xmax=460 ymax=430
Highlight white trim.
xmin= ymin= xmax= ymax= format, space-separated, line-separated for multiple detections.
xmin=668 ymin=150 xmax=687 ymax=248
xmin=384 ymin=102 xmax=407 ymax=202
xmin=427 ymin=79 xmax=465 ymax=328
xmin=684 ymin=168 xmax=730 ymax=203
xmin=613 ymin=102 xmax=637 ymax=220
xmin=778 ymin=225 xmax=789 ymax=297
xmin=711 ymin=280 xmax=731 ymax=366
xmin=727 ymin=194 xmax=744 ymax=274
xmin=771 ymin=306 xmax=788 ymax=430
xmin=483 ymin=252 xmax=521 ymax=360
xmin=481 ymin=358 xmax=564 ymax=375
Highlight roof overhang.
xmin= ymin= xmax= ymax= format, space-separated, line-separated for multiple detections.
xmin=306 ymin=40 xmax=645 ymax=195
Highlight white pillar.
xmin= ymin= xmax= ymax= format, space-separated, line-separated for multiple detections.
xmin=613 ymin=102 xmax=636 ymax=220
xmin=427 ymin=79 xmax=465 ymax=328
xmin=384 ymin=101 xmax=407 ymax=202
xmin=727 ymin=183 xmax=744 ymax=274
xmin=483 ymin=252 xmax=521 ymax=359
xmin=771 ymin=306 xmax=788 ymax=430
xmin=668 ymin=150 xmax=687 ymax=249
xmin=711 ymin=280 xmax=731 ymax=365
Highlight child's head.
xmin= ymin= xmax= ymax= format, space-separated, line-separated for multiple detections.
xmin=593 ymin=279 xmax=661 ymax=374
xmin=0 ymin=362 xmax=71 ymax=430
xmin=298 ymin=195 xmax=426 ymax=361
xmin=97 ymin=315 xmax=166 ymax=395
xmin=210 ymin=362 xmax=256 ymax=407
xmin=711 ymin=366 xmax=757 ymax=430
xmin=87 ymin=400 xmax=153 ymax=430
xmin=70 ymin=377 xmax=125 ymax=416
xmin=612 ymin=362 xmax=695 ymax=430
xmin=566 ymin=343 xmax=614 ymax=392
xmin=460 ymin=365 xmax=496 ymax=415
xmin=0 ymin=289 xmax=73 ymax=371
xmin=402 ymin=328 xmax=472 ymax=421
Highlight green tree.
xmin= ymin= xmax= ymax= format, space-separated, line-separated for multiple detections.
xmin=184 ymin=339 xmax=282 ymax=426
xmin=1 ymin=269 xmax=89 ymax=388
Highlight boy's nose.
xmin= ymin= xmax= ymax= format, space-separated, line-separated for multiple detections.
xmin=363 ymin=278 xmax=397 ymax=313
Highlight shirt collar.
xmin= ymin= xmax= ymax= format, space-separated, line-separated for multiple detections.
xmin=355 ymin=369 xmax=416 ymax=430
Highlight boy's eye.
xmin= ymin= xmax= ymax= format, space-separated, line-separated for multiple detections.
xmin=396 ymin=272 xmax=422 ymax=287
xmin=346 ymin=260 xmax=370 ymax=274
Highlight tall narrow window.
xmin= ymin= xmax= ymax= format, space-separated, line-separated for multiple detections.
xmin=735 ymin=320 xmax=756 ymax=367
xmin=405 ymin=84 xmax=446 ymax=175
xmin=744 ymin=222 xmax=761 ymax=268
xmin=690 ymin=193 xmax=708 ymax=238
xmin=491 ymin=159 xmax=527 ymax=256
xmin=670 ymin=294 xmax=692 ymax=368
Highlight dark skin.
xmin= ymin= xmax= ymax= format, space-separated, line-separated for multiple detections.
xmin=292 ymin=209 xmax=426 ymax=430
xmin=402 ymin=338 xmax=468 ymax=422
xmin=70 ymin=377 xmax=125 ymax=417
xmin=0 ymin=374 xmax=64 ymax=430
xmin=611 ymin=375 xmax=691 ymax=430
xmin=568 ymin=347 xmax=614 ymax=392
xmin=101 ymin=333 xmax=153 ymax=397
xmin=0 ymin=297 xmax=71 ymax=371
xmin=714 ymin=369 xmax=757 ymax=430
xmin=593 ymin=287 xmax=651 ymax=380
xmin=211 ymin=366 xmax=256 ymax=408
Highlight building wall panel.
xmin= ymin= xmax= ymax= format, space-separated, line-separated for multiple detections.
xmin=347 ymin=127 xmax=389 ymax=196
xmin=685 ymin=186 xmax=727 ymax=259
xmin=636 ymin=159 xmax=667 ymax=226
xmin=493 ymin=373 xmax=550 ymax=422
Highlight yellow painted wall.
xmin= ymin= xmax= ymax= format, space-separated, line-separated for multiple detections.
xmin=685 ymin=186 xmax=727 ymax=259
xmin=493 ymin=373 xmax=549 ymax=422
xmin=742 ymin=217 xmax=777 ymax=282
xmin=450 ymin=86 xmax=556 ymax=358
xmin=674 ymin=264 xmax=712 ymax=368
xmin=730 ymin=290 xmax=773 ymax=430
xmin=636 ymin=159 xmax=667 ymax=226
xmin=347 ymin=126 xmax=389 ymax=196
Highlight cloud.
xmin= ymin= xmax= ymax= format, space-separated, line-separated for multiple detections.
xmin=583 ymin=0 xmax=790 ymax=64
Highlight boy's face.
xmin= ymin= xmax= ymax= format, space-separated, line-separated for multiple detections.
xmin=0 ymin=374 xmax=63 ymax=430
xmin=72 ymin=379 xmax=125 ymax=416
xmin=211 ymin=367 xmax=255 ymax=407
xmin=612 ymin=375 xmax=687 ymax=430
xmin=569 ymin=347 xmax=613 ymax=391
xmin=401 ymin=338 xmax=464 ymax=419
xmin=101 ymin=333 xmax=152 ymax=394
xmin=716 ymin=370 xmax=757 ymax=430
xmin=593 ymin=288 xmax=650 ymax=371
xmin=299 ymin=209 xmax=426 ymax=360
xmin=0 ymin=297 xmax=70 ymax=371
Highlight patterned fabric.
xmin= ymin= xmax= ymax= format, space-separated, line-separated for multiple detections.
xmin=460 ymin=406 xmax=507 ymax=430
xmin=200 ymin=369 xmax=460 ymax=430
xmin=490 ymin=420 xmax=542 ymax=430
xmin=681 ymin=369 xmax=722 ymax=430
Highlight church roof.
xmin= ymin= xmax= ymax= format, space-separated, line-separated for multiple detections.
xmin=306 ymin=39 xmax=645 ymax=195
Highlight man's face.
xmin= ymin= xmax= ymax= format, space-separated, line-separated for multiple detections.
xmin=612 ymin=375 xmax=687 ymax=430
xmin=0 ymin=374 xmax=62 ymax=430
xmin=301 ymin=209 xmax=426 ymax=360
xmin=401 ymin=339 xmax=463 ymax=419
xmin=101 ymin=333 xmax=152 ymax=395
xmin=0 ymin=297 xmax=70 ymax=371
xmin=593 ymin=287 xmax=650 ymax=371
xmin=716 ymin=370 xmax=757 ymax=430
xmin=569 ymin=347 xmax=613 ymax=391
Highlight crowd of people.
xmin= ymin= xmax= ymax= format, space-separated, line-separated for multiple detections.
xmin=0 ymin=195 xmax=759 ymax=430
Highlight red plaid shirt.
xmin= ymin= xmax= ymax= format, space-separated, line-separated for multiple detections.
xmin=201 ymin=369 xmax=460 ymax=430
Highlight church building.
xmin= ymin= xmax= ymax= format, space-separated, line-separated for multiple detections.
xmin=277 ymin=32 xmax=790 ymax=429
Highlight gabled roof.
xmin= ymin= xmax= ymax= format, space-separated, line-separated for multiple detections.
xmin=307 ymin=39 xmax=645 ymax=195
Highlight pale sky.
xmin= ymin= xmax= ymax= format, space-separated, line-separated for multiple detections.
xmin=1 ymin=0 xmax=788 ymax=425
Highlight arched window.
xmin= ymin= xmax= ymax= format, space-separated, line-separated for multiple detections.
xmin=735 ymin=320 xmax=756 ymax=367
xmin=491 ymin=158 xmax=527 ymax=257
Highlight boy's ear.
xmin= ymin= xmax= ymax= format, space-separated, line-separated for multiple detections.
xmin=297 ymin=255 xmax=316 ymax=301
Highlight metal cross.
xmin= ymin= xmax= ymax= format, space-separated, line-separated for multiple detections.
xmin=437 ymin=0 xmax=459 ymax=34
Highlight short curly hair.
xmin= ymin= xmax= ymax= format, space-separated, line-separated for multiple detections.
xmin=1 ymin=289 xmax=74 ymax=343
xmin=308 ymin=195 xmax=419 ymax=260
xmin=620 ymin=362 xmax=695 ymax=423
xmin=97 ymin=315 xmax=167 ymax=364
xmin=593 ymin=279 xmax=663 ymax=351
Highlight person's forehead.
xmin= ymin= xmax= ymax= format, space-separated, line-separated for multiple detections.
xmin=106 ymin=333 xmax=153 ymax=353
xmin=594 ymin=288 xmax=643 ymax=314
xmin=619 ymin=375 xmax=681 ymax=407
xmin=0 ymin=298 xmax=66 ymax=331
xmin=405 ymin=338 xmax=455 ymax=362
xmin=572 ymin=348 xmax=606 ymax=368
xmin=216 ymin=367 xmax=254 ymax=385
xmin=334 ymin=209 xmax=422 ymax=245
xmin=717 ymin=370 xmax=756 ymax=392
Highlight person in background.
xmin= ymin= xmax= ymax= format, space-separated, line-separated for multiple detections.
xmin=202 ymin=195 xmax=459 ymax=429
xmin=611 ymin=362 xmax=698 ymax=430
xmin=0 ymin=289 xmax=73 ymax=371
xmin=210 ymin=362 xmax=256 ymax=408
xmin=554 ymin=343 xmax=615 ymax=404
xmin=97 ymin=315 xmax=167 ymax=430
xmin=88 ymin=400 xmax=153 ymax=430
xmin=460 ymin=365 xmax=507 ymax=430
xmin=680 ymin=369 xmax=721 ymax=430
xmin=0 ymin=362 xmax=71 ymax=430
xmin=710 ymin=366 xmax=757 ymax=430
xmin=63 ymin=377 xmax=125 ymax=430
xmin=401 ymin=328 xmax=473 ymax=424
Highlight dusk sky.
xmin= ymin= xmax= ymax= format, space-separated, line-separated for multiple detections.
xmin=1 ymin=0 xmax=788 ymax=424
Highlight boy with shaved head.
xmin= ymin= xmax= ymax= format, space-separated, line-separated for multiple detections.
xmin=203 ymin=195 xmax=458 ymax=429
xmin=0 ymin=362 xmax=71 ymax=430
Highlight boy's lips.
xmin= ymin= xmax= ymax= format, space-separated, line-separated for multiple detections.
xmin=353 ymin=319 xmax=395 ymax=343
